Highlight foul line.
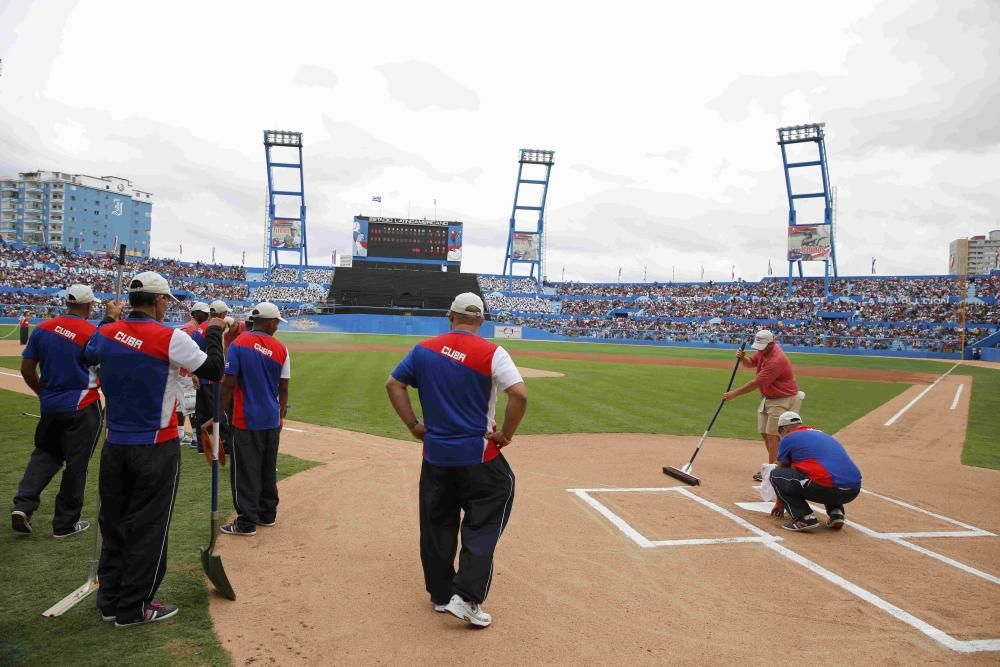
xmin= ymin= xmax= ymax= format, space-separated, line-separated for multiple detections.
xmin=573 ymin=488 xmax=1000 ymax=653
xmin=0 ymin=370 xmax=21 ymax=378
xmin=884 ymin=362 xmax=959 ymax=427
xmin=950 ymin=384 xmax=964 ymax=411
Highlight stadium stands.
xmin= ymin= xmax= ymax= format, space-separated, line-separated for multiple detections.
xmin=478 ymin=274 xmax=1000 ymax=354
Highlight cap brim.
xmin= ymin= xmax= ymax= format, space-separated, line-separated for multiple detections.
xmin=750 ymin=341 xmax=768 ymax=350
xmin=278 ymin=317 xmax=288 ymax=323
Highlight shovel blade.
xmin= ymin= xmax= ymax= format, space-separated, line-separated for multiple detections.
xmin=200 ymin=546 xmax=236 ymax=600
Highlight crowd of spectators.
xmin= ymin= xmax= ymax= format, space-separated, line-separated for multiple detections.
xmin=251 ymin=283 xmax=328 ymax=303
xmin=503 ymin=315 xmax=980 ymax=353
xmin=478 ymin=276 xmax=539 ymax=293
xmin=486 ymin=295 xmax=554 ymax=315
xmin=267 ymin=267 xmax=333 ymax=285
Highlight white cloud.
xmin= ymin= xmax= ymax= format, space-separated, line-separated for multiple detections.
xmin=0 ymin=0 xmax=995 ymax=280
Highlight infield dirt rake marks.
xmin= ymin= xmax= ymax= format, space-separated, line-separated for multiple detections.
xmin=662 ymin=340 xmax=746 ymax=486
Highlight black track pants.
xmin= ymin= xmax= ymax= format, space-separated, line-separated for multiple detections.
xmin=419 ymin=455 xmax=515 ymax=605
xmin=770 ymin=466 xmax=861 ymax=519
xmin=230 ymin=427 xmax=280 ymax=531
xmin=96 ymin=440 xmax=181 ymax=622
xmin=12 ymin=402 xmax=103 ymax=534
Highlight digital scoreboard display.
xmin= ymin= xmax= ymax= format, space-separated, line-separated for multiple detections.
xmin=369 ymin=220 xmax=449 ymax=260
xmin=353 ymin=216 xmax=463 ymax=264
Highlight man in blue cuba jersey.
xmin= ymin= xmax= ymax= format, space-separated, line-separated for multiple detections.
xmin=12 ymin=284 xmax=121 ymax=537
xmin=386 ymin=292 xmax=528 ymax=628
xmin=84 ymin=272 xmax=226 ymax=628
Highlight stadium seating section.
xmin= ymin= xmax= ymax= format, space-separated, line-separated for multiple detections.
xmin=2 ymin=242 xmax=996 ymax=354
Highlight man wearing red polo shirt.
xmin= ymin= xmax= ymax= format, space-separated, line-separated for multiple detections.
xmin=722 ymin=329 xmax=804 ymax=478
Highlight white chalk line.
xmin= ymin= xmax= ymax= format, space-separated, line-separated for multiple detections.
xmin=574 ymin=488 xmax=1000 ymax=653
xmin=950 ymin=383 xmax=964 ymax=410
xmin=283 ymin=426 xmax=306 ymax=433
xmin=860 ymin=489 xmax=993 ymax=535
xmin=884 ymin=362 xmax=959 ymax=426
xmin=0 ymin=370 xmax=21 ymax=378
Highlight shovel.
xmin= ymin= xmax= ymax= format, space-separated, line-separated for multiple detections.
xmin=200 ymin=381 xmax=236 ymax=600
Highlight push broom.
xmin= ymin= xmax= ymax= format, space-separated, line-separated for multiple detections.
xmin=662 ymin=340 xmax=747 ymax=486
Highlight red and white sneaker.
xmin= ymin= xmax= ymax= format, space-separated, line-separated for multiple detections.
xmin=114 ymin=601 xmax=178 ymax=628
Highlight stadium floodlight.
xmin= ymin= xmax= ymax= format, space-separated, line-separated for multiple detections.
xmin=264 ymin=130 xmax=303 ymax=147
xmin=519 ymin=149 xmax=555 ymax=165
xmin=777 ymin=123 xmax=825 ymax=144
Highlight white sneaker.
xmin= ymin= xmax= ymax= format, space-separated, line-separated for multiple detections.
xmin=445 ymin=594 xmax=492 ymax=627
xmin=432 ymin=601 xmax=448 ymax=613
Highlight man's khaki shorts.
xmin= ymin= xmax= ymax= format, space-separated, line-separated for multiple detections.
xmin=758 ymin=391 xmax=805 ymax=435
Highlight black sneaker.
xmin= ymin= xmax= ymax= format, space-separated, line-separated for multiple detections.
xmin=114 ymin=601 xmax=178 ymax=628
xmin=827 ymin=510 xmax=845 ymax=530
xmin=53 ymin=520 xmax=90 ymax=539
xmin=752 ymin=472 xmax=763 ymax=482
xmin=11 ymin=511 xmax=31 ymax=534
xmin=783 ymin=516 xmax=821 ymax=531
xmin=220 ymin=522 xmax=256 ymax=537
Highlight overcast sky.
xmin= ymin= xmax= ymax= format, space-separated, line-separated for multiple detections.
xmin=1 ymin=1 xmax=997 ymax=281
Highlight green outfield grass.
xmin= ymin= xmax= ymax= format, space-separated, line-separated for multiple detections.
xmin=2 ymin=331 xmax=998 ymax=468
xmin=0 ymin=389 xmax=318 ymax=666
xmin=286 ymin=349 xmax=908 ymax=442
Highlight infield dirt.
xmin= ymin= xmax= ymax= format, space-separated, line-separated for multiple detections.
xmin=206 ymin=368 xmax=1000 ymax=665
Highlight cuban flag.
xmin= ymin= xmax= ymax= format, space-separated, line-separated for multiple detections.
xmin=372 ymin=195 xmax=382 ymax=203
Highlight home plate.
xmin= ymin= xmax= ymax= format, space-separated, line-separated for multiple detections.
xmin=736 ymin=502 xmax=774 ymax=514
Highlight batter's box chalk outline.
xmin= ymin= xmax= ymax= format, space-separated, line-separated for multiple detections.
xmin=567 ymin=486 xmax=1000 ymax=654
xmin=566 ymin=486 xmax=780 ymax=548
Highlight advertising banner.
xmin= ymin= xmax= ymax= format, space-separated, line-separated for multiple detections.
xmin=512 ymin=232 xmax=539 ymax=261
xmin=352 ymin=218 xmax=369 ymax=257
xmin=494 ymin=325 xmax=523 ymax=339
xmin=448 ymin=223 xmax=463 ymax=261
xmin=787 ymin=224 xmax=831 ymax=261
xmin=271 ymin=219 xmax=302 ymax=249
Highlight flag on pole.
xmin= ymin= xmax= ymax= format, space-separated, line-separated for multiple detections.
xmin=768 ymin=259 xmax=773 ymax=276
xmin=179 ymin=244 xmax=183 ymax=255
xmin=700 ymin=265 xmax=704 ymax=281
xmin=241 ymin=251 xmax=246 ymax=266
xmin=871 ymin=257 xmax=877 ymax=275
xmin=372 ymin=195 xmax=382 ymax=203
xmin=112 ymin=235 xmax=118 ymax=252
xmin=731 ymin=264 xmax=735 ymax=281
xmin=212 ymin=247 xmax=216 ymax=263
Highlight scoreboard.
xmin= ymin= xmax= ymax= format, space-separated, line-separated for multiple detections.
xmin=353 ymin=216 xmax=463 ymax=266
xmin=369 ymin=220 xmax=448 ymax=259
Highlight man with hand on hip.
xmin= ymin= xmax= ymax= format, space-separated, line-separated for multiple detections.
xmin=385 ymin=292 xmax=528 ymax=628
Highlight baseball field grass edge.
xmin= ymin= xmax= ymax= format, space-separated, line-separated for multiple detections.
xmin=0 ymin=389 xmax=319 ymax=667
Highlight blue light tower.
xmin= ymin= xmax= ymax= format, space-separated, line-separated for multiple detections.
xmin=263 ymin=130 xmax=308 ymax=278
xmin=777 ymin=123 xmax=838 ymax=295
xmin=502 ymin=148 xmax=555 ymax=290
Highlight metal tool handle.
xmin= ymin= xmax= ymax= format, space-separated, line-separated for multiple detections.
xmin=113 ymin=244 xmax=127 ymax=302
xmin=211 ymin=381 xmax=221 ymax=513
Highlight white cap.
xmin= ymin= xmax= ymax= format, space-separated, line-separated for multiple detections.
xmin=251 ymin=301 xmax=287 ymax=323
xmin=128 ymin=272 xmax=178 ymax=301
xmin=449 ymin=292 xmax=485 ymax=318
xmin=778 ymin=411 xmax=802 ymax=428
xmin=209 ymin=300 xmax=229 ymax=314
xmin=190 ymin=301 xmax=210 ymax=314
xmin=65 ymin=284 xmax=95 ymax=304
xmin=750 ymin=329 xmax=775 ymax=351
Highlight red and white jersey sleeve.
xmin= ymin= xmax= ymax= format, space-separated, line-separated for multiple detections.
xmin=491 ymin=346 xmax=522 ymax=391
xmin=168 ymin=329 xmax=208 ymax=374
